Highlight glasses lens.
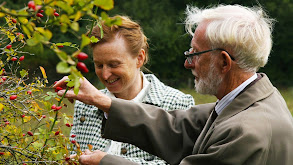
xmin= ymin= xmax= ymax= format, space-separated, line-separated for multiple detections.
xmin=187 ymin=57 xmax=193 ymax=64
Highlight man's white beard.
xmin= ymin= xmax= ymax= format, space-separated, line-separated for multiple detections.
xmin=194 ymin=63 xmax=223 ymax=95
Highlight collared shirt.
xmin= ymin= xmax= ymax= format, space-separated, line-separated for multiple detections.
xmin=104 ymin=72 xmax=151 ymax=155
xmin=215 ymin=73 xmax=257 ymax=115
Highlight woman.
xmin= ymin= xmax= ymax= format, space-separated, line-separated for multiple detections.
xmin=69 ymin=15 xmax=194 ymax=164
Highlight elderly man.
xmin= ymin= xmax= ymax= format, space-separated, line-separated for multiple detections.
xmin=56 ymin=4 xmax=293 ymax=165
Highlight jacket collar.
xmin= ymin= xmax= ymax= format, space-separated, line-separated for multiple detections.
xmin=215 ymin=73 xmax=275 ymax=124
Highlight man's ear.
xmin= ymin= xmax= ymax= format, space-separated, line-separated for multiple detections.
xmin=136 ymin=49 xmax=146 ymax=68
xmin=220 ymin=51 xmax=232 ymax=73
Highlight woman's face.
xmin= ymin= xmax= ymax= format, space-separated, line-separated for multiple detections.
xmin=93 ymin=37 xmax=144 ymax=95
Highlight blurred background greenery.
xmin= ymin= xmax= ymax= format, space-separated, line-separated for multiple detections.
xmin=2 ymin=0 xmax=292 ymax=116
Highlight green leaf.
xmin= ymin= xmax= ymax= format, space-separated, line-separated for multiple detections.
xmin=90 ymin=36 xmax=99 ymax=43
xmin=55 ymin=50 xmax=68 ymax=62
xmin=67 ymin=81 xmax=75 ymax=87
xmin=70 ymin=21 xmax=79 ymax=32
xmin=81 ymin=34 xmax=91 ymax=50
xmin=56 ymin=62 xmax=71 ymax=74
xmin=20 ymin=69 xmax=28 ymax=78
xmin=94 ymin=0 xmax=114 ymax=10
xmin=26 ymin=37 xmax=39 ymax=46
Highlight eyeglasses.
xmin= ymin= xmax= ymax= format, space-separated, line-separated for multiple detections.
xmin=184 ymin=48 xmax=235 ymax=64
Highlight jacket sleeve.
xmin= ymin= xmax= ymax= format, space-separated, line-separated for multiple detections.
xmin=103 ymin=98 xmax=212 ymax=165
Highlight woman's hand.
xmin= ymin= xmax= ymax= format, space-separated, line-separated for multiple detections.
xmin=54 ymin=76 xmax=111 ymax=113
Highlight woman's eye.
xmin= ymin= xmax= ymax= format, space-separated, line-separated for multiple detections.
xmin=109 ymin=63 xmax=119 ymax=68
xmin=95 ymin=64 xmax=103 ymax=69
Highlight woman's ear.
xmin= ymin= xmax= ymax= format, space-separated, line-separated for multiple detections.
xmin=136 ymin=49 xmax=146 ymax=68
xmin=220 ymin=51 xmax=232 ymax=73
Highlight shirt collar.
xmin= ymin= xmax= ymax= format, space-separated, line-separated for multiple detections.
xmin=215 ymin=73 xmax=257 ymax=115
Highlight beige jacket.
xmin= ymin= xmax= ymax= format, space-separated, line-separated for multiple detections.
xmin=102 ymin=73 xmax=293 ymax=165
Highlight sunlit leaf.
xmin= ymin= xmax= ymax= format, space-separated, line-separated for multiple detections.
xmin=0 ymin=12 xmax=5 ymax=17
xmin=81 ymin=34 xmax=90 ymax=50
xmin=20 ymin=69 xmax=28 ymax=78
xmin=90 ymin=36 xmax=99 ymax=43
xmin=94 ymin=0 xmax=114 ymax=10
xmin=70 ymin=21 xmax=79 ymax=32
xmin=39 ymin=66 xmax=47 ymax=79
xmin=0 ymin=103 xmax=4 ymax=112
xmin=56 ymin=62 xmax=71 ymax=74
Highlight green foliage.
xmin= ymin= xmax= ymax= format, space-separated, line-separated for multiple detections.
xmin=0 ymin=0 xmax=117 ymax=164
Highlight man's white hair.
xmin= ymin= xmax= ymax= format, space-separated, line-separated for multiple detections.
xmin=185 ymin=4 xmax=275 ymax=72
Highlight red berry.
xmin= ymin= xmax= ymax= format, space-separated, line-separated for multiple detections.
xmin=71 ymin=134 xmax=76 ymax=138
xmin=65 ymin=157 xmax=70 ymax=161
xmin=10 ymin=95 xmax=17 ymax=100
xmin=19 ymin=56 xmax=25 ymax=61
xmin=42 ymin=115 xmax=46 ymax=118
xmin=71 ymin=140 xmax=76 ymax=144
xmin=0 ymin=152 xmax=4 ymax=155
xmin=21 ymin=114 xmax=25 ymax=118
xmin=77 ymin=52 xmax=88 ymax=61
xmin=12 ymin=19 xmax=17 ymax=23
xmin=39 ymin=9 xmax=44 ymax=13
xmin=27 ymin=131 xmax=33 ymax=136
xmin=54 ymin=12 xmax=59 ymax=17
xmin=57 ymin=45 xmax=64 ymax=48
xmin=55 ymin=131 xmax=60 ymax=135
xmin=36 ymin=13 xmax=43 ymax=17
xmin=51 ymin=104 xmax=57 ymax=110
xmin=2 ymin=77 xmax=7 ymax=81
xmin=71 ymin=124 xmax=73 ymax=126
xmin=22 ymin=133 xmax=26 ymax=136
xmin=66 ymin=123 xmax=71 ymax=127
xmin=6 ymin=45 xmax=12 ymax=49
xmin=55 ymin=106 xmax=62 ymax=111
xmin=55 ymin=86 xmax=63 ymax=92
xmin=27 ymin=91 xmax=32 ymax=95
xmin=11 ymin=57 xmax=17 ymax=61
xmin=77 ymin=62 xmax=89 ymax=73
xmin=5 ymin=121 xmax=9 ymax=125
xmin=28 ymin=1 xmax=35 ymax=9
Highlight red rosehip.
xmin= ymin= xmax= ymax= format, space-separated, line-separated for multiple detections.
xmin=55 ymin=131 xmax=60 ymax=135
xmin=27 ymin=90 xmax=32 ymax=95
xmin=42 ymin=115 xmax=46 ymax=118
xmin=55 ymin=86 xmax=63 ymax=92
xmin=77 ymin=62 xmax=89 ymax=73
xmin=77 ymin=52 xmax=88 ymax=61
xmin=51 ymin=104 xmax=57 ymax=110
xmin=11 ymin=57 xmax=17 ymax=61
xmin=6 ymin=45 xmax=12 ymax=49
xmin=57 ymin=45 xmax=64 ymax=48
xmin=39 ymin=9 xmax=44 ymax=13
xmin=54 ymin=12 xmax=59 ymax=17
xmin=27 ymin=131 xmax=33 ymax=136
xmin=12 ymin=19 xmax=17 ymax=23
xmin=0 ymin=152 xmax=4 ymax=155
xmin=36 ymin=13 xmax=43 ymax=17
xmin=71 ymin=134 xmax=76 ymax=138
xmin=22 ymin=133 xmax=26 ymax=136
xmin=2 ymin=77 xmax=7 ymax=81
xmin=5 ymin=121 xmax=10 ymax=125
xmin=71 ymin=124 xmax=73 ymax=126
xmin=19 ymin=56 xmax=25 ymax=61
xmin=10 ymin=95 xmax=17 ymax=100
xmin=65 ymin=123 xmax=71 ymax=127
xmin=28 ymin=1 xmax=35 ymax=10
xmin=71 ymin=140 xmax=76 ymax=144
xmin=21 ymin=114 xmax=25 ymax=118
xmin=55 ymin=106 xmax=62 ymax=111
xmin=65 ymin=157 xmax=70 ymax=161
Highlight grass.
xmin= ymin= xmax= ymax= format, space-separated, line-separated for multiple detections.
xmin=180 ymin=88 xmax=293 ymax=115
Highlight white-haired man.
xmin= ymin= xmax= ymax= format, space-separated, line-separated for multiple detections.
xmin=55 ymin=4 xmax=293 ymax=165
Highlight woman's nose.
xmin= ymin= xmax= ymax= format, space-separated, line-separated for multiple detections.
xmin=102 ymin=67 xmax=111 ymax=80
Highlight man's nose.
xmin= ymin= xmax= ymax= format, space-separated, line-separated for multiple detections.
xmin=184 ymin=59 xmax=195 ymax=69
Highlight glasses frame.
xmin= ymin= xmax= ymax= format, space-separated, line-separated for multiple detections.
xmin=184 ymin=48 xmax=235 ymax=64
